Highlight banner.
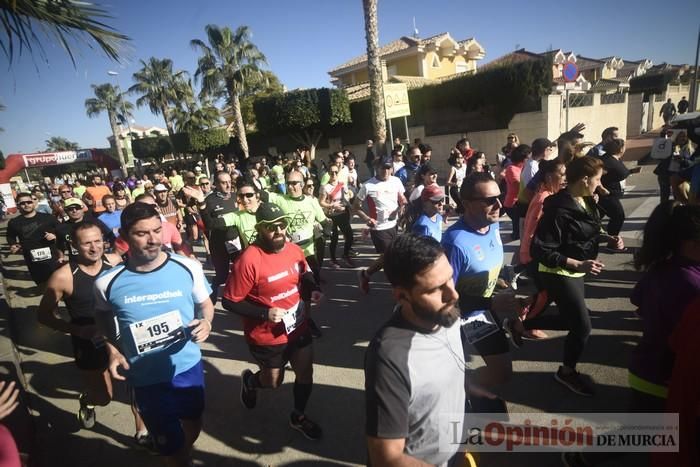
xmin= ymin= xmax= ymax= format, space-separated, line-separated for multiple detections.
xmin=22 ymin=150 xmax=92 ymax=168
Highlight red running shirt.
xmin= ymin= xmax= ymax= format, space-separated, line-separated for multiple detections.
xmin=224 ymin=242 xmax=310 ymax=346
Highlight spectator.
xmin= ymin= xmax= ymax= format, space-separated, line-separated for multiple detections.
xmin=364 ymin=139 xmax=376 ymax=179
xmin=587 ymin=126 xmax=619 ymax=158
xmin=660 ymin=98 xmax=677 ymax=125
xmin=677 ymin=96 xmax=689 ymax=115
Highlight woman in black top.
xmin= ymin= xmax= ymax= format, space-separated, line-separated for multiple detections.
xmin=598 ymin=138 xmax=641 ymax=237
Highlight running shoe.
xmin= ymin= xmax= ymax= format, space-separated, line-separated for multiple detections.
xmin=342 ymin=255 xmax=357 ymax=268
xmin=328 ymin=260 xmax=341 ymax=269
xmin=240 ymin=369 xmax=257 ymax=409
xmin=347 ymin=248 xmax=360 ymax=257
xmin=78 ymin=393 xmax=96 ymax=429
xmin=357 ymin=269 xmax=370 ymax=294
xmin=555 ymin=367 xmax=595 ymax=397
xmin=308 ymin=318 xmax=323 ymax=338
xmin=290 ymin=411 xmax=323 ymax=440
xmin=501 ymin=318 xmax=524 ymax=349
xmin=133 ymin=432 xmax=158 ymax=454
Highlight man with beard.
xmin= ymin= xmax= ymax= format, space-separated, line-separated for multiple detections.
xmin=365 ymin=233 xmax=466 ymax=466
xmin=94 ymin=202 xmax=214 ymax=466
xmin=222 ymin=203 xmax=324 ymax=441
xmin=7 ymin=192 xmax=60 ymax=288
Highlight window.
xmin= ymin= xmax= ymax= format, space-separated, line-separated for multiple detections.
xmin=455 ymin=61 xmax=469 ymax=73
xmin=431 ymin=55 xmax=440 ymax=68
xmin=387 ymin=64 xmax=397 ymax=76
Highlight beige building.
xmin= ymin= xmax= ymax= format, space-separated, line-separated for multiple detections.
xmin=328 ymin=32 xmax=485 ymax=88
xmin=107 ymin=124 xmax=168 ymax=165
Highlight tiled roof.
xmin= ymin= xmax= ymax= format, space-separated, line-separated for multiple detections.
xmin=329 ymin=36 xmax=420 ymax=73
xmin=575 ymin=55 xmax=605 ymax=71
xmin=478 ymin=49 xmax=541 ymax=72
xmin=590 ymin=78 xmax=628 ymax=92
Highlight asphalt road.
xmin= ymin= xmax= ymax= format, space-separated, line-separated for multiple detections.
xmin=0 ymin=168 xmax=661 ymax=467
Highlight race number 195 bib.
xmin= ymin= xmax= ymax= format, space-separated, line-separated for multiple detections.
xmin=30 ymin=247 xmax=51 ymax=262
xmin=282 ymin=301 xmax=305 ymax=335
xmin=129 ymin=310 xmax=186 ymax=355
xmin=461 ymin=309 xmax=500 ymax=344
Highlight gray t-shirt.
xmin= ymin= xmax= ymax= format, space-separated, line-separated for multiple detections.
xmin=365 ymin=308 xmax=467 ymax=466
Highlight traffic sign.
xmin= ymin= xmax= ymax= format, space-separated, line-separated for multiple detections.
xmin=563 ymin=62 xmax=579 ymax=83
xmin=383 ymin=83 xmax=411 ymax=119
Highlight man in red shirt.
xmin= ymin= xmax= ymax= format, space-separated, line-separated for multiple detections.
xmin=222 ymin=203 xmax=323 ymax=441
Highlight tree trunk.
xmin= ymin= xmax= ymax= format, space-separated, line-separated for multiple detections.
xmin=161 ymin=103 xmax=176 ymax=137
xmin=362 ymin=0 xmax=387 ymax=156
xmin=109 ymin=112 xmax=129 ymax=178
xmin=229 ymin=92 xmax=249 ymax=159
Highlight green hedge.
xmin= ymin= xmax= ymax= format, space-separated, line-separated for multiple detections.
xmin=254 ymin=88 xmax=351 ymax=134
xmin=629 ymin=71 xmax=676 ymax=95
xmin=172 ymin=128 xmax=229 ymax=155
xmin=132 ymin=136 xmax=173 ymax=160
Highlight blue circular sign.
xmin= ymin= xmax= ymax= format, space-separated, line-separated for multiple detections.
xmin=563 ymin=62 xmax=579 ymax=82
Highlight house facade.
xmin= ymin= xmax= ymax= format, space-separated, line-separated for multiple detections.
xmin=328 ymin=32 xmax=486 ymax=88
xmin=107 ymin=125 xmax=168 ymax=165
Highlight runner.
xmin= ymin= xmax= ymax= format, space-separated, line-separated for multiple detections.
xmin=441 ymin=172 xmax=522 ymax=391
xmin=365 ymin=233 xmax=465 ymax=466
xmin=97 ymin=194 xmax=122 ymax=237
xmin=94 ymin=202 xmax=214 ymax=466
xmin=319 ymin=165 xmax=355 ymax=268
xmin=55 ymin=197 xmax=114 ymax=261
xmin=221 ymin=203 xmax=324 ymax=440
xmin=200 ymin=171 xmax=239 ymax=304
xmin=353 ymin=156 xmax=407 ymax=294
xmin=213 ymin=181 xmax=261 ymax=250
xmin=410 ymin=184 xmax=446 ymax=242
xmin=36 ymin=222 xmax=151 ymax=447
xmin=265 ymin=170 xmax=329 ymax=284
xmin=6 ymin=192 xmax=60 ymax=288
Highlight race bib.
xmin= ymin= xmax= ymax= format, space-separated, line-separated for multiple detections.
xmin=290 ymin=229 xmax=312 ymax=244
xmin=30 ymin=247 xmax=51 ymax=262
xmin=461 ymin=309 xmax=500 ymax=344
xmin=129 ymin=310 xmax=186 ymax=355
xmin=281 ymin=301 xmax=305 ymax=335
xmin=225 ymin=238 xmax=242 ymax=254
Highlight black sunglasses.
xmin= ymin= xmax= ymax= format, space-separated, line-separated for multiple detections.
xmin=65 ymin=205 xmax=82 ymax=211
xmin=18 ymin=200 xmax=34 ymax=205
xmin=262 ymin=221 xmax=288 ymax=232
xmin=468 ymin=195 xmax=500 ymax=206
xmin=237 ymin=192 xmax=256 ymax=199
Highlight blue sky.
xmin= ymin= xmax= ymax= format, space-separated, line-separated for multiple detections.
xmin=1 ymin=0 xmax=699 ymax=154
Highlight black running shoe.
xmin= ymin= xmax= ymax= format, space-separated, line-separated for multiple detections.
xmin=240 ymin=369 xmax=257 ymax=409
xmin=555 ymin=367 xmax=595 ymax=397
xmin=290 ymin=412 xmax=322 ymax=440
xmin=78 ymin=393 xmax=96 ymax=429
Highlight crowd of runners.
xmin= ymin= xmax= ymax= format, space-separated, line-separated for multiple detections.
xmin=3 ymin=121 xmax=700 ymax=466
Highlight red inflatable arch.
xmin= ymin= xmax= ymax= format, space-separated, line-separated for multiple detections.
xmin=0 ymin=148 xmax=120 ymax=184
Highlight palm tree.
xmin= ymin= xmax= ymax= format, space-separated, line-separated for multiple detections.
xmin=172 ymin=103 xmax=221 ymax=134
xmin=0 ymin=0 xmax=129 ymax=66
xmin=85 ymin=83 xmax=133 ymax=177
xmin=0 ymin=101 xmax=4 ymax=132
xmin=45 ymin=136 xmax=79 ymax=152
xmin=362 ymin=0 xmax=387 ymax=154
xmin=129 ymin=57 xmax=185 ymax=136
xmin=191 ymin=24 xmax=267 ymax=159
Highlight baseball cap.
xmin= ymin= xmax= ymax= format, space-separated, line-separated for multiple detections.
xmin=255 ymin=202 xmax=289 ymax=226
xmin=421 ymin=184 xmax=445 ymax=202
xmin=63 ymin=197 xmax=85 ymax=208
xmin=376 ymin=155 xmax=393 ymax=168
xmin=531 ymin=138 xmax=556 ymax=154
xmin=194 ymin=166 xmax=202 ymax=172
xmin=154 ymin=183 xmax=168 ymax=192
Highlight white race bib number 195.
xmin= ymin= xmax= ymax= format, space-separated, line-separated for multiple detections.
xmin=129 ymin=310 xmax=186 ymax=355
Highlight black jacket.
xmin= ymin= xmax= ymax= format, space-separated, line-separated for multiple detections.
xmin=600 ymin=154 xmax=630 ymax=197
xmin=531 ymin=190 xmax=603 ymax=269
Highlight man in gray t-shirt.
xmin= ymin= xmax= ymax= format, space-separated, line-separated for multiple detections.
xmin=365 ymin=234 xmax=466 ymax=466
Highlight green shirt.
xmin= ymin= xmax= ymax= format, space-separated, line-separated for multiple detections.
xmin=220 ymin=210 xmax=258 ymax=249
xmin=268 ymin=192 xmax=327 ymax=256
xmin=73 ymin=185 xmax=86 ymax=198
xmin=271 ymin=165 xmax=285 ymax=184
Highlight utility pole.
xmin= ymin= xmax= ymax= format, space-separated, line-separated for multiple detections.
xmin=690 ymin=24 xmax=700 ymax=112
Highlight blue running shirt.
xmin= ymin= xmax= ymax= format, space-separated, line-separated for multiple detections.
xmin=94 ymin=254 xmax=212 ymax=387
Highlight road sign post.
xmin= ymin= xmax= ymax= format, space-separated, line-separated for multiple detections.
xmin=562 ymin=62 xmax=579 ymax=132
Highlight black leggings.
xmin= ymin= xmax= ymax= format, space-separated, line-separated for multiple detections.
xmin=329 ymin=210 xmax=353 ymax=260
xmin=449 ymin=186 xmax=463 ymax=213
xmin=523 ymin=273 xmax=591 ymax=369
xmin=504 ymin=206 xmax=520 ymax=239
xmin=598 ymin=194 xmax=625 ymax=236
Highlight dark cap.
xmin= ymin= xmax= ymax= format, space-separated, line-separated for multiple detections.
xmin=418 ymin=163 xmax=437 ymax=176
xmin=531 ymin=138 xmax=555 ymax=154
xmin=255 ymin=202 xmax=289 ymax=226
xmin=375 ymin=155 xmax=393 ymax=168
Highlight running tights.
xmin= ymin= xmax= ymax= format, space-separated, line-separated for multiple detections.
xmin=329 ymin=210 xmax=353 ymax=260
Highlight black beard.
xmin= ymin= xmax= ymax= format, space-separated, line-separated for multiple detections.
xmin=259 ymin=234 xmax=286 ymax=253
xmin=413 ymin=301 xmax=460 ymax=328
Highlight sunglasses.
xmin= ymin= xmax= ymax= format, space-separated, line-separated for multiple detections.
xmin=329 ymin=171 xmax=338 ymax=175
xmin=237 ymin=192 xmax=256 ymax=199
xmin=468 ymin=196 xmax=501 ymax=206
xmin=200 ymin=182 xmax=210 ymax=186
xmin=287 ymin=180 xmax=303 ymax=186
xmin=18 ymin=200 xmax=34 ymax=205
xmin=262 ymin=222 xmax=288 ymax=232
xmin=429 ymin=198 xmax=445 ymax=205
xmin=65 ymin=205 xmax=82 ymax=211
xmin=305 ymin=184 xmax=314 ymax=188
xmin=60 ymin=190 xmax=71 ymax=194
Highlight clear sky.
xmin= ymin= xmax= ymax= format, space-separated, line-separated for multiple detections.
xmin=1 ymin=0 xmax=698 ymax=155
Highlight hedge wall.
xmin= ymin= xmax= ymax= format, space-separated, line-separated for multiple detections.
xmin=254 ymin=88 xmax=352 ymax=134
xmin=132 ymin=135 xmax=173 ymax=160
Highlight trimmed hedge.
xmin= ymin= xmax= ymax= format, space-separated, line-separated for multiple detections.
xmin=254 ymin=88 xmax=352 ymax=134
xmin=172 ymin=128 xmax=229 ymax=155
xmin=132 ymin=136 xmax=173 ymax=160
